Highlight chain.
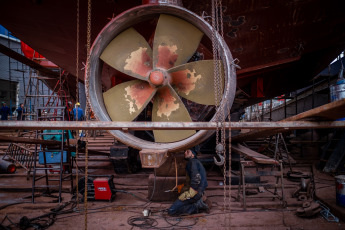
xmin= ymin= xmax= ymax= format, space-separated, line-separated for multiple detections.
xmin=212 ymin=0 xmax=220 ymax=145
xmin=219 ymin=0 xmax=224 ymax=38
xmin=212 ymin=0 xmax=229 ymax=227
xmin=220 ymin=0 xmax=231 ymax=226
xmin=218 ymin=2 xmax=227 ymax=225
xmin=218 ymin=0 xmax=228 ymax=225
xmin=84 ymin=0 xmax=91 ymax=229
xmin=76 ymin=0 xmax=80 ymax=127
xmin=221 ymin=0 xmax=231 ymax=225
xmin=227 ymin=105 xmax=232 ymax=229
xmin=75 ymin=0 xmax=80 ymax=210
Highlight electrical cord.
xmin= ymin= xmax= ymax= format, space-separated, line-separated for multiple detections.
xmin=1 ymin=215 xmax=16 ymax=229
xmin=162 ymin=215 xmax=198 ymax=228
xmin=143 ymin=167 xmax=164 ymax=209
xmin=1 ymin=201 xmax=77 ymax=230
xmin=127 ymin=215 xmax=158 ymax=229
xmin=148 ymin=168 xmax=157 ymax=202
xmin=0 ymin=201 xmax=31 ymax=211
xmin=127 ymin=214 xmax=198 ymax=229
xmin=55 ymin=208 xmax=142 ymax=221
xmin=113 ymin=189 xmax=150 ymax=203
xmin=19 ymin=214 xmax=56 ymax=230
xmin=1 ymin=195 xmax=299 ymax=230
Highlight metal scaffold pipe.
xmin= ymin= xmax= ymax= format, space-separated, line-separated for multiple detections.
xmin=1 ymin=121 xmax=345 ymax=130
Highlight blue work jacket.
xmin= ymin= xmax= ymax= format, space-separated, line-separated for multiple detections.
xmin=186 ymin=158 xmax=208 ymax=194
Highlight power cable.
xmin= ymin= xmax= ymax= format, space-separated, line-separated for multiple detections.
xmin=162 ymin=215 xmax=198 ymax=228
xmin=0 ymin=202 xmax=31 ymax=211
xmin=127 ymin=216 xmax=158 ymax=229
xmin=148 ymin=168 xmax=157 ymax=201
xmin=114 ymin=189 xmax=150 ymax=203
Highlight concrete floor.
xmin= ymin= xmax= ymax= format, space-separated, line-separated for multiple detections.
xmin=1 ymin=130 xmax=344 ymax=229
xmin=1 ymin=164 xmax=344 ymax=230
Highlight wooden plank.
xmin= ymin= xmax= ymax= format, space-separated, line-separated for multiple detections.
xmin=284 ymin=99 xmax=345 ymax=121
xmin=233 ymin=99 xmax=345 ymax=142
xmin=232 ymin=143 xmax=278 ymax=165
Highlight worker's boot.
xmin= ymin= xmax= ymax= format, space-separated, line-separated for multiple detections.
xmin=196 ymin=198 xmax=210 ymax=214
xmin=204 ymin=198 xmax=212 ymax=212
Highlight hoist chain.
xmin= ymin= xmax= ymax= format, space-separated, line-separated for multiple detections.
xmin=75 ymin=0 xmax=80 ymax=210
xmin=212 ymin=0 xmax=221 ymax=145
xmin=211 ymin=0 xmax=231 ymax=228
xmin=225 ymin=78 xmax=232 ymax=228
xmin=226 ymin=105 xmax=232 ymax=229
xmin=84 ymin=0 xmax=91 ymax=229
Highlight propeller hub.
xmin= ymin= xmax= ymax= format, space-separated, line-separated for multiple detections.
xmin=149 ymin=70 xmax=165 ymax=86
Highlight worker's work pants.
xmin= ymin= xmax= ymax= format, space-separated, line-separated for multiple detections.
xmin=168 ymin=193 xmax=202 ymax=216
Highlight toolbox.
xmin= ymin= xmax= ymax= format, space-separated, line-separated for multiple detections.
xmin=38 ymin=151 xmax=67 ymax=164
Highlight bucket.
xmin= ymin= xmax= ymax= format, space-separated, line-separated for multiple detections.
xmin=335 ymin=175 xmax=345 ymax=207
xmin=330 ymin=80 xmax=345 ymax=102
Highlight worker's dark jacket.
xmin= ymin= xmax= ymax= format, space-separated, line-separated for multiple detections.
xmin=168 ymin=157 xmax=208 ymax=216
xmin=186 ymin=158 xmax=208 ymax=194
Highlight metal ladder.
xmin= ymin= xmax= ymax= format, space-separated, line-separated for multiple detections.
xmin=237 ymin=160 xmax=285 ymax=210
xmin=3 ymin=143 xmax=35 ymax=179
xmin=31 ymin=106 xmax=73 ymax=203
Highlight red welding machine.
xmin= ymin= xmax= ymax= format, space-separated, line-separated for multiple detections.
xmin=78 ymin=175 xmax=116 ymax=201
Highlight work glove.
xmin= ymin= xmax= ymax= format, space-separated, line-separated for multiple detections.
xmin=178 ymin=187 xmax=198 ymax=201
xmin=177 ymin=183 xmax=185 ymax=194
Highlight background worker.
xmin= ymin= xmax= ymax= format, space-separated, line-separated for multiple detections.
xmin=1 ymin=102 xmax=10 ymax=120
xmin=73 ymin=102 xmax=84 ymax=121
xmin=16 ymin=103 xmax=25 ymax=120
xmin=168 ymin=148 xmax=211 ymax=216
xmin=65 ymin=101 xmax=73 ymax=121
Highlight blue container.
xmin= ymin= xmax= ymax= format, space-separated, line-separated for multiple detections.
xmin=335 ymin=175 xmax=345 ymax=207
xmin=39 ymin=151 xmax=67 ymax=164
xmin=330 ymin=79 xmax=345 ymax=102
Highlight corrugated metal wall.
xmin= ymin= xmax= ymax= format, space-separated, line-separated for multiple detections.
xmin=0 ymin=35 xmax=50 ymax=120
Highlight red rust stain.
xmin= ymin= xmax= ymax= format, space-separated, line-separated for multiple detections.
xmin=125 ymin=82 xmax=154 ymax=114
xmin=156 ymin=45 xmax=178 ymax=69
xmin=171 ymin=69 xmax=201 ymax=95
xmin=124 ymin=47 xmax=152 ymax=78
xmin=156 ymin=87 xmax=179 ymax=119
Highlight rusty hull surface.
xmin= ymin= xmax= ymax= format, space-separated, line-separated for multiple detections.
xmin=0 ymin=0 xmax=344 ymax=105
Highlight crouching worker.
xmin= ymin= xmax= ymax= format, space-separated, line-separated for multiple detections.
xmin=168 ymin=148 xmax=211 ymax=216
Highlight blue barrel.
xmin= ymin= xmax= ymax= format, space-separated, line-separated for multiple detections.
xmin=335 ymin=175 xmax=345 ymax=207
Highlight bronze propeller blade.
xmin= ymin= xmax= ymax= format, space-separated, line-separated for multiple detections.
xmin=100 ymin=28 xmax=153 ymax=81
xmin=152 ymin=85 xmax=195 ymax=143
xmin=103 ymin=80 xmax=156 ymax=122
xmin=152 ymin=14 xmax=204 ymax=70
xmin=169 ymin=60 xmax=224 ymax=105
